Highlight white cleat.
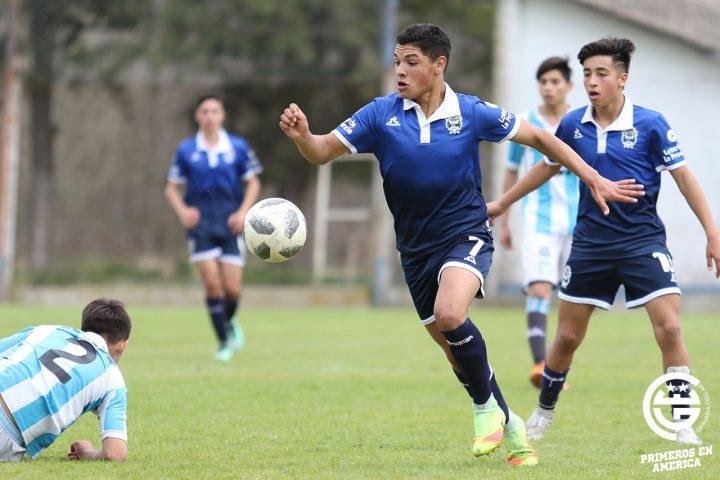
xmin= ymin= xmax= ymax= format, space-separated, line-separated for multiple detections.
xmin=676 ymin=427 xmax=703 ymax=445
xmin=526 ymin=407 xmax=554 ymax=440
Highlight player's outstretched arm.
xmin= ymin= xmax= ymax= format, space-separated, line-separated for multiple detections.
xmin=669 ymin=165 xmax=720 ymax=278
xmin=279 ymin=103 xmax=347 ymax=165
xmin=67 ymin=437 xmax=127 ymax=462
xmin=512 ymin=120 xmax=645 ymax=215
xmin=488 ymin=161 xmax=559 ymax=220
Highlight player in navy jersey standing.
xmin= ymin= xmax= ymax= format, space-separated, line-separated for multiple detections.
xmin=165 ymin=94 xmax=262 ymax=362
xmin=488 ymin=38 xmax=720 ymax=445
xmin=279 ymin=24 xmax=643 ymax=466
xmin=0 ymin=298 xmax=131 ymax=462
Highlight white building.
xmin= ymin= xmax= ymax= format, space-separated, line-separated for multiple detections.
xmin=492 ymin=0 xmax=720 ymax=299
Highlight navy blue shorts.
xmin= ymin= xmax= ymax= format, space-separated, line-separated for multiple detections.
xmin=402 ymin=232 xmax=494 ymax=325
xmin=558 ymin=248 xmax=681 ymax=309
xmin=187 ymin=226 xmax=246 ymax=266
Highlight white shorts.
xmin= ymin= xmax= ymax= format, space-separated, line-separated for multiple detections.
xmin=188 ymin=235 xmax=247 ymax=267
xmin=520 ymin=232 xmax=572 ymax=287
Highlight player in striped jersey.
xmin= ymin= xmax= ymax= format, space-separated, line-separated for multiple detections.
xmin=0 ymin=298 xmax=131 ymax=462
xmin=499 ymin=57 xmax=578 ymax=388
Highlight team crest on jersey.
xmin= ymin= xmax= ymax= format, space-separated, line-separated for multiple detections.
xmin=191 ymin=151 xmax=202 ymax=162
xmin=445 ymin=115 xmax=462 ymax=134
xmin=561 ymin=265 xmax=572 ymax=288
xmin=574 ymin=128 xmax=583 ymax=139
xmin=621 ymin=128 xmax=639 ymax=149
xmin=386 ymin=116 xmax=400 ymax=127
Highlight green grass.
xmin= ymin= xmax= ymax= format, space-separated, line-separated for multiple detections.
xmin=0 ymin=304 xmax=717 ymax=479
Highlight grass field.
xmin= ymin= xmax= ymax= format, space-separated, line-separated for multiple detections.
xmin=0 ymin=303 xmax=717 ymax=479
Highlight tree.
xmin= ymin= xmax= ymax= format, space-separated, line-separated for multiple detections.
xmin=25 ymin=0 xmax=152 ymax=269
xmin=20 ymin=0 xmax=495 ymax=273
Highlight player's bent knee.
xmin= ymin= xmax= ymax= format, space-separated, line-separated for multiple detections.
xmin=433 ymin=306 xmax=465 ymax=331
xmin=527 ymin=282 xmax=552 ymax=299
xmin=223 ymin=287 xmax=240 ymax=299
xmin=554 ymin=329 xmax=583 ymax=353
xmin=203 ymin=283 xmax=223 ymax=298
xmin=654 ymin=321 xmax=682 ymax=344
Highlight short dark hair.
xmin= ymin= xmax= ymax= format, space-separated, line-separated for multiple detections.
xmin=397 ymin=23 xmax=451 ymax=66
xmin=536 ymin=56 xmax=572 ymax=82
xmin=81 ymin=298 xmax=132 ymax=344
xmin=195 ymin=93 xmax=224 ymax=110
xmin=578 ymin=38 xmax=636 ymax=73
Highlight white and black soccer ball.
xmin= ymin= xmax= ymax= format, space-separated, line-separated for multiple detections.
xmin=243 ymin=198 xmax=307 ymax=263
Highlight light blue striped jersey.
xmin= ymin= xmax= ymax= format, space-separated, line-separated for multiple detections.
xmin=507 ymin=109 xmax=579 ymax=235
xmin=0 ymin=325 xmax=127 ymax=458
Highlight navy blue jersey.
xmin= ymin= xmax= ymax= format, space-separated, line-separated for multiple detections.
xmin=550 ymin=96 xmax=686 ymax=260
xmin=332 ymin=84 xmax=519 ymax=257
xmin=168 ymin=130 xmax=263 ymax=231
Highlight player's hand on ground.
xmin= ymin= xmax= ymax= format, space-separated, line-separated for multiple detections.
xmin=178 ymin=206 xmax=201 ymax=229
xmin=499 ymin=223 xmax=513 ymax=249
xmin=67 ymin=440 xmax=95 ymax=460
xmin=588 ymin=177 xmax=645 ymax=215
xmin=279 ymin=103 xmax=310 ymax=141
xmin=227 ymin=211 xmax=245 ymax=235
xmin=706 ymin=229 xmax=720 ymax=278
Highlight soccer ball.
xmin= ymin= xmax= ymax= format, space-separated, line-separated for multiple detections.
xmin=243 ymin=198 xmax=307 ymax=263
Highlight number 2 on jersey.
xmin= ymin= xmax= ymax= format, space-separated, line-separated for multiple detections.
xmin=39 ymin=338 xmax=97 ymax=384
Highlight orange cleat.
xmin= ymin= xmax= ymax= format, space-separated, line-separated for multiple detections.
xmin=529 ymin=361 xmax=544 ymax=389
xmin=530 ymin=361 xmax=568 ymax=390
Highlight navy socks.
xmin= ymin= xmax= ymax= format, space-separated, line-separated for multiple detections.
xmin=443 ymin=319 xmax=499 ymax=407
xmin=538 ymin=364 xmax=569 ymax=410
xmin=205 ymin=297 xmax=228 ymax=344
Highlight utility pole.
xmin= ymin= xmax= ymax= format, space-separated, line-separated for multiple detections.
xmin=0 ymin=0 xmax=22 ymax=300
xmin=370 ymin=0 xmax=399 ymax=306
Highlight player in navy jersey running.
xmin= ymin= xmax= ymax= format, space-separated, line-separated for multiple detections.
xmin=165 ymin=94 xmax=262 ymax=362
xmin=279 ymin=24 xmax=643 ymax=466
xmin=488 ymin=38 xmax=720 ymax=445
xmin=0 ymin=298 xmax=131 ymax=462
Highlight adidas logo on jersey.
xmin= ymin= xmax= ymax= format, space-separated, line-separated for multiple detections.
xmin=386 ymin=116 xmax=400 ymax=127
xmin=574 ymin=128 xmax=583 ymax=139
